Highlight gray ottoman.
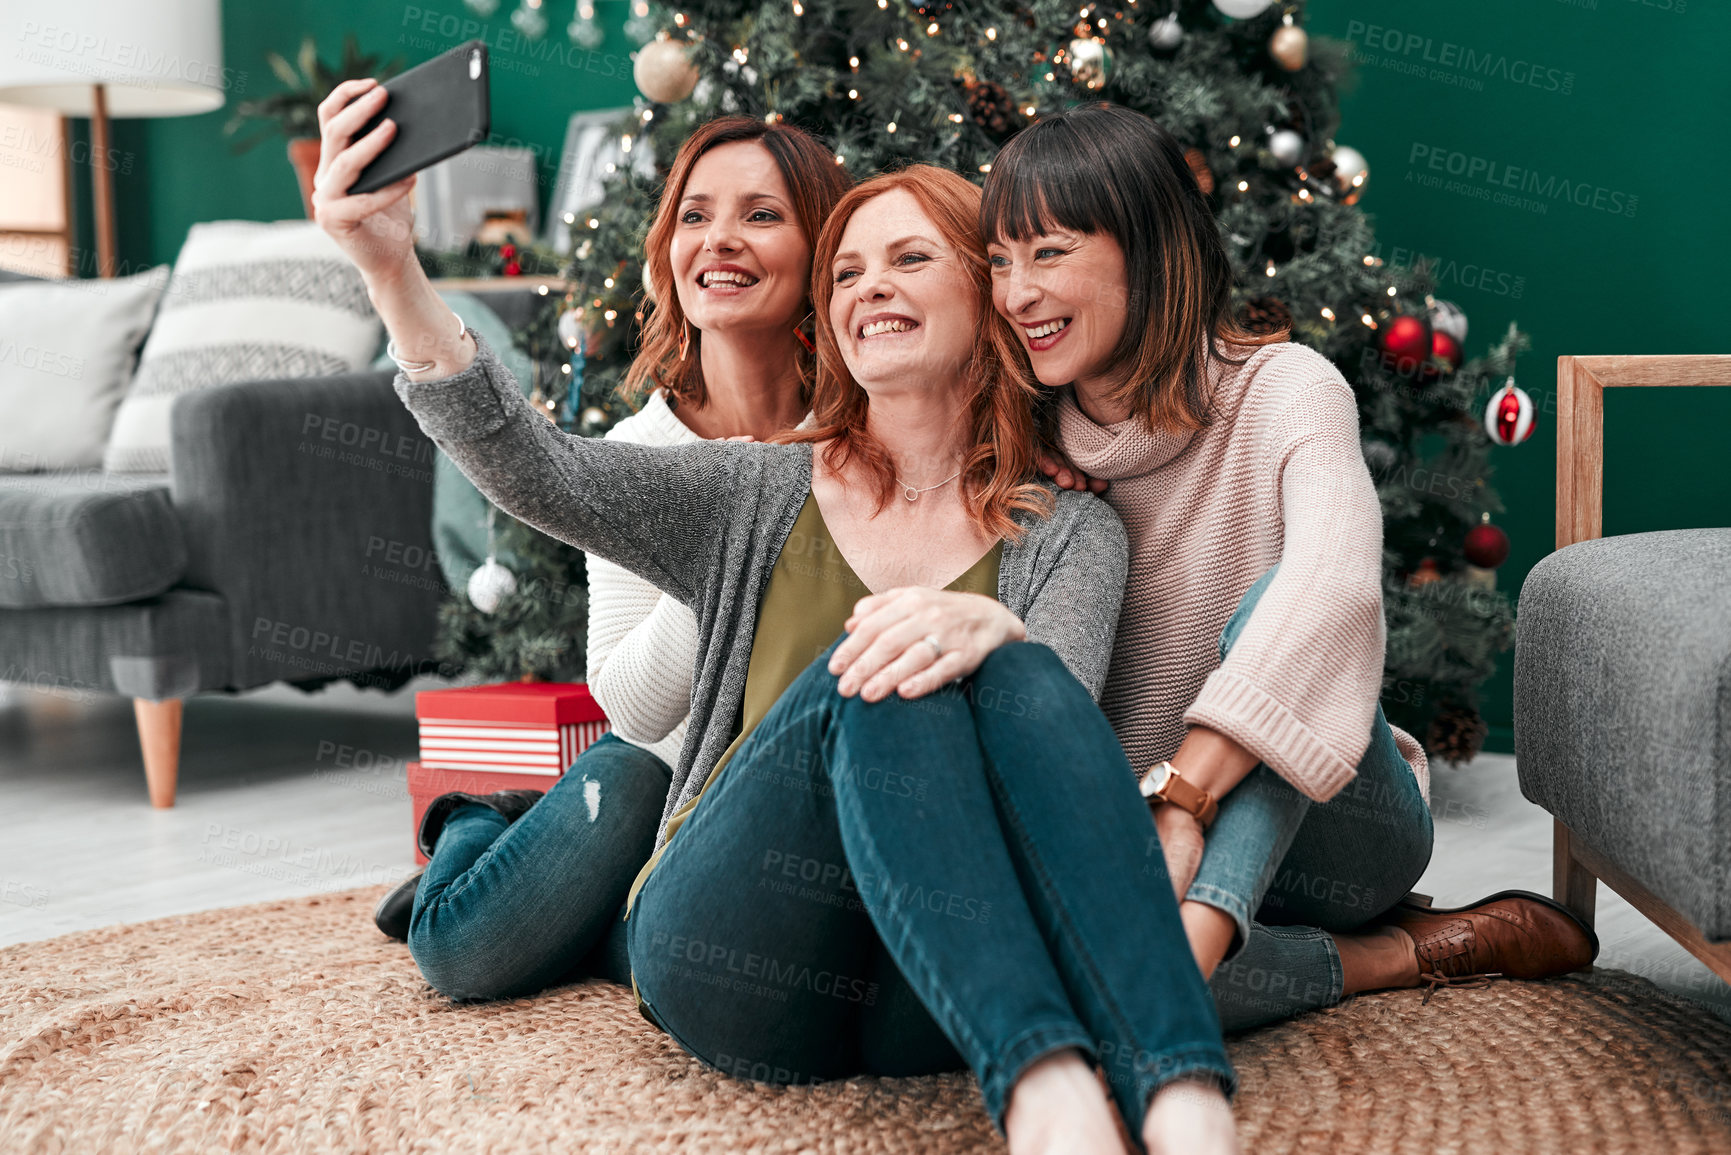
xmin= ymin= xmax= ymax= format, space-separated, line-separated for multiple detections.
xmin=1515 ymin=528 xmax=1731 ymax=975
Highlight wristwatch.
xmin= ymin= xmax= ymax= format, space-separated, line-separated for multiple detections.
xmin=1138 ymin=760 xmax=1218 ymax=831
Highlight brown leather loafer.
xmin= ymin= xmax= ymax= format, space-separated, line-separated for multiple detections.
xmin=1389 ymin=889 xmax=1599 ymax=997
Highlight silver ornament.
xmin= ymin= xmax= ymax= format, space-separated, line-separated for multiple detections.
xmin=509 ymin=0 xmax=547 ymax=38
xmin=1148 ymin=14 xmax=1184 ymax=52
xmin=467 ymin=556 xmax=518 ymax=614
xmin=1331 ymin=145 xmax=1370 ymax=195
xmin=1066 ymin=38 xmax=1113 ymax=90
xmin=568 ymin=14 xmax=604 ymax=49
xmin=1211 ymin=0 xmax=1274 ymax=18
xmin=1428 ymin=299 xmax=1468 ymax=344
xmin=1269 ymin=129 xmax=1305 ymax=167
xmin=557 ymin=308 xmax=585 ymax=350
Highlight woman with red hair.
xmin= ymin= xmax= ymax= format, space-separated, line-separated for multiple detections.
xmin=320 ymin=69 xmax=1237 ymax=1151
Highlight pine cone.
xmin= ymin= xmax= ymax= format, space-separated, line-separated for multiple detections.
xmin=1241 ymin=295 xmax=1292 ymax=336
xmin=963 ymin=78 xmax=1017 ymax=140
xmin=1184 ymin=147 xmax=1215 ymax=195
xmin=1426 ymin=701 xmax=1489 ymax=766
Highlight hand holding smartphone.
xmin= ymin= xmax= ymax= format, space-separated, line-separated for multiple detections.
xmin=349 ymin=40 xmax=491 ymax=196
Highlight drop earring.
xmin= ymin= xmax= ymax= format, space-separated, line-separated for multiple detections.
xmin=678 ymin=320 xmax=691 ymax=363
xmin=792 ymin=311 xmax=816 ymax=354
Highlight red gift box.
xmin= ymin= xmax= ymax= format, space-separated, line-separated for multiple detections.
xmin=409 ymin=682 xmax=611 ymax=864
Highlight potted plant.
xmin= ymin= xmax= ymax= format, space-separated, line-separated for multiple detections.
xmin=222 ymin=35 xmax=406 ymax=218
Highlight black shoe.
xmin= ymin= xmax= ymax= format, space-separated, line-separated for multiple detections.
xmin=373 ymin=871 xmax=422 ymax=942
xmin=415 ymin=788 xmax=545 ymax=860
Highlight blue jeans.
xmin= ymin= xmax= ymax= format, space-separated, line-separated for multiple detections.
xmin=627 ymin=639 xmax=1234 ymax=1138
xmin=408 ymin=732 xmax=671 ymax=1000
xmin=1193 ymin=566 xmax=1436 ymax=1031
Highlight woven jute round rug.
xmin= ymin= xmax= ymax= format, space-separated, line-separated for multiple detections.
xmin=4 ymin=887 xmax=1730 ymax=1154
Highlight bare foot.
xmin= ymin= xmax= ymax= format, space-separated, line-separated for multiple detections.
xmin=1004 ymin=1048 xmax=1130 ymax=1155
xmin=1142 ymin=1077 xmax=1238 ymax=1155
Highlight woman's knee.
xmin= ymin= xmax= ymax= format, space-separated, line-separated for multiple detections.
xmin=408 ymin=916 xmax=520 ymax=1002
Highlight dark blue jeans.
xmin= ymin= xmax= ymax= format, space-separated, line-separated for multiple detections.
xmin=408 ymin=733 xmax=671 ymax=1000
xmin=627 ymin=640 xmax=1234 ymax=1137
xmin=1192 ymin=566 xmax=1435 ymax=1030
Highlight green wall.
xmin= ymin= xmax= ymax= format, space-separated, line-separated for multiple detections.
xmin=87 ymin=0 xmax=1730 ymax=750
xmin=1306 ymin=0 xmax=1731 ymax=748
xmin=97 ymin=0 xmax=642 ymax=270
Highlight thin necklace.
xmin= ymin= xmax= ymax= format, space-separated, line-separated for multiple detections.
xmin=894 ymin=468 xmax=963 ymax=502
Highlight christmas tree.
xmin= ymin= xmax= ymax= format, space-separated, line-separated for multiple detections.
xmin=440 ymin=0 xmax=1529 ymax=763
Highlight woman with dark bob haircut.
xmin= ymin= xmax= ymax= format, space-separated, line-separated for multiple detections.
xmin=982 ymin=101 xmax=1597 ymax=1035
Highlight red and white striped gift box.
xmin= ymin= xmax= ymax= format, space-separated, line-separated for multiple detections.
xmin=409 ymin=682 xmax=611 ymax=862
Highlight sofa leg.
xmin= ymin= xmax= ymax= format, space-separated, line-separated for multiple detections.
xmin=133 ymin=698 xmax=183 ymax=808
xmin=1553 ymin=818 xmax=1598 ymax=929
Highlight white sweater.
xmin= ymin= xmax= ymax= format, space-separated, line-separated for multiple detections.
xmin=584 ymin=390 xmax=699 ymax=766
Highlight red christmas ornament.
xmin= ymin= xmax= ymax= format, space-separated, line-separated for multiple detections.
xmin=1378 ymin=314 xmax=1433 ymax=378
xmin=500 ymin=243 xmax=517 ymax=259
xmin=1484 ymin=380 xmax=1535 ymax=445
xmin=1431 ymin=330 xmax=1462 ymax=371
xmin=504 ymin=261 xmax=522 ymax=276
xmin=1463 ymin=522 xmax=1510 ymax=568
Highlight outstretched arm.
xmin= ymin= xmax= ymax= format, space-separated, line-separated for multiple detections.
xmin=394 ymin=325 xmax=744 ymax=605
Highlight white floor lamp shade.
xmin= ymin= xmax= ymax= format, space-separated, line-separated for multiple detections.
xmin=0 ymin=0 xmax=226 ymax=274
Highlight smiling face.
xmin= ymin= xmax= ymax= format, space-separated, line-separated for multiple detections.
xmin=668 ymin=140 xmax=811 ymax=337
xmin=987 ymin=227 xmax=1131 ymax=395
xmin=827 ymin=187 xmax=980 ymax=398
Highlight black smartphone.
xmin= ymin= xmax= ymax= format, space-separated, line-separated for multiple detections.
xmin=350 ymin=40 xmax=490 ymax=195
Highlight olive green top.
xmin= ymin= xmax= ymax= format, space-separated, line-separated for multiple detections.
xmin=625 ymin=490 xmax=1003 ymax=914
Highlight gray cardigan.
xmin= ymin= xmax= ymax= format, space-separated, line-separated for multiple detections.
xmin=395 ymin=329 xmax=1130 ymax=845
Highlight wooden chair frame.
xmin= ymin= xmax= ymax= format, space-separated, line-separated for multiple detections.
xmin=1551 ymin=353 xmax=1731 ymax=983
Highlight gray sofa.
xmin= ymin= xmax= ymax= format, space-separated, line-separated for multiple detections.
xmin=0 ymin=269 xmax=545 ymax=806
xmin=1515 ymin=353 xmax=1731 ymax=985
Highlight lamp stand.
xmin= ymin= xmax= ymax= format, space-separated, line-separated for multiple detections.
xmin=90 ymin=82 xmax=117 ymax=278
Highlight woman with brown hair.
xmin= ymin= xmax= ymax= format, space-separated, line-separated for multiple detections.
xmin=982 ymin=101 xmax=1596 ymax=1034
xmin=336 ymin=104 xmax=850 ymax=994
xmin=320 ymin=67 xmax=1243 ymax=1149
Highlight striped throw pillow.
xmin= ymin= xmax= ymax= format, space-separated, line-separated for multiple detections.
xmin=102 ymin=221 xmax=382 ymax=473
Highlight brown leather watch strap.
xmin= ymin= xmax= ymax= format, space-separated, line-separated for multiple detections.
xmin=1139 ymin=760 xmax=1219 ymax=830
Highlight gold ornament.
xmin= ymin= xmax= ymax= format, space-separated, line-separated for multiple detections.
xmin=1270 ymin=24 xmax=1308 ymax=71
xmin=633 ymin=39 xmax=699 ymax=104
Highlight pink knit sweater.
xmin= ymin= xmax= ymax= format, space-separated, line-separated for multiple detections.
xmin=1056 ymin=340 xmax=1429 ymax=804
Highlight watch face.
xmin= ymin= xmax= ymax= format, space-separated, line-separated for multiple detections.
xmin=1140 ymin=763 xmax=1172 ymax=798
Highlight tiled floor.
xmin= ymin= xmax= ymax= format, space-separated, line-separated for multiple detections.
xmin=3 ymin=680 xmax=1727 ymax=1021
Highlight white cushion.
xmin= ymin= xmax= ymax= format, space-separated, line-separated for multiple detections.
xmin=102 ymin=221 xmax=382 ymax=473
xmin=0 ymin=266 xmax=170 ymax=472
